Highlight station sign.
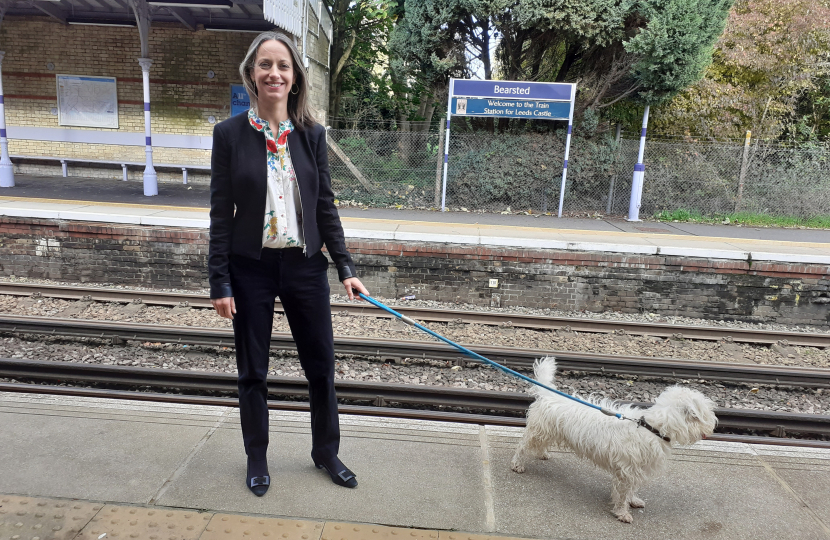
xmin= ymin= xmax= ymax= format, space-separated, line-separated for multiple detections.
xmin=230 ymin=84 xmax=250 ymax=116
xmin=452 ymin=80 xmax=573 ymax=101
xmin=451 ymin=97 xmax=571 ymax=120
xmin=441 ymin=78 xmax=577 ymax=218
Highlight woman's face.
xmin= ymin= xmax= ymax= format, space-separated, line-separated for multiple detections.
xmin=253 ymin=39 xmax=295 ymax=109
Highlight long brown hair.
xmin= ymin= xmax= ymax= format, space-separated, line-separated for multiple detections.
xmin=239 ymin=31 xmax=316 ymax=130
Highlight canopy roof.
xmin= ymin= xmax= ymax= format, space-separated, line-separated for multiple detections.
xmin=2 ymin=0 xmax=296 ymax=34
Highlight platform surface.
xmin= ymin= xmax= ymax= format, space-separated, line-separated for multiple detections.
xmin=1 ymin=391 xmax=829 ymax=540
xmin=1 ymin=175 xmax=829 ymax=265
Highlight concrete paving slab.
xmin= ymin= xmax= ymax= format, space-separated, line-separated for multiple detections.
xmin=141 ymin=215 xmax=211 ymax=228
xmin=487 ymin=446 xmax=827 ymax=540
xmin=0 ymin=408 xmax=209 ymax=504
xmin=749 ymin=252 xmax=830 ymax=265
xmin=63 ymin=204 xmax=167 ymax=217
xmin=58 ymin=210 xmax=144 ymax=224
xmin=768 ymin=469 xmax=830 ymax=524
xmin=657 ymin=245 xmax=749 ymax=260
xmin=396 ymin=230 xmax=481 ymax=244
xmin=340 ymin=217 xmax=401 ymax=231
xmin=157 ymin=424 xmax=488 ymax=532
xmin=343 ymin=228 xmax=397 ymax=241
xmin=0 ymin=199 xmax=90 ymax=211
xmin=141 ymin=209 xmax=210 ymax=219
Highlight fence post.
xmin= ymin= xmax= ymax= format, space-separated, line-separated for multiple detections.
xmin=434 ymin=116 xmax=445 ymax=208
xmin=606 ymin=123 xmax=622 ymax=214
xmin=735 ymin=130 xmax=751 ymax=212
xmin=626 ymin=105 xmax=650 ymax=221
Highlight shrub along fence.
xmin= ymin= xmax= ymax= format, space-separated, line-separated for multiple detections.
xmin=325 ymin=127 xmax=830 ymax=219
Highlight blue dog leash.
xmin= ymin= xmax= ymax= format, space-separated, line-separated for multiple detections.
xmin=358 ymin=293 xmax=627 ymax=421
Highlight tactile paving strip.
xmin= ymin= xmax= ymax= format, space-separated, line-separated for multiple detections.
xmin=75 ymin=505 xmax=210 ymax=540
xmin=438 ymin=533 xmax=527 ymax=540
xmin=0 ymin=495 xmax=102 ymax=540
xmin=201 ymin=515 xmax=323 ymax=539
xmin=322 ymin=523 xmax=437 ymax=540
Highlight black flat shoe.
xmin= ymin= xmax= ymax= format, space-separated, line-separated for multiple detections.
xmin=313 ymin=456 xmax=357 ymax=488
xmin=246 ymin=460 xmax=270 ymax=497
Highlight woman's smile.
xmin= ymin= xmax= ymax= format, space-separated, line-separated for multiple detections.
xmin=253 ymin=40 xmax=295 ymax=108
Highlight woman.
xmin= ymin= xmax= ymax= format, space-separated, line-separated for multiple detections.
xmin=209 ymin=31 xmax=368 ymax=496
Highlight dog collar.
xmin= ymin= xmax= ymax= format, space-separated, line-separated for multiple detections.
xmin=638 ymin=417 xmax=671 ymax=443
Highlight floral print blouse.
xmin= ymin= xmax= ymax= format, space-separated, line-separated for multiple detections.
xmin=248 ymin=108 xmax=305 ymax=249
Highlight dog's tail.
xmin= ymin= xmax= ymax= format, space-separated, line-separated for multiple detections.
xmin=530 ymin=356 xmax=557 ymax=396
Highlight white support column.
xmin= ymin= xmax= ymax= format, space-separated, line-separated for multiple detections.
xmin=138 ymin=57 xmax=157 ymax=196
xmin=0 ymin=51 xmax=15 ymax=188
xmin=556 ymin=84 xmax=577 ymax=218
xmin=440 ymin=78 xmax=454 ymax=212
xmin=627 ymin=105 xmax=650 ymax=221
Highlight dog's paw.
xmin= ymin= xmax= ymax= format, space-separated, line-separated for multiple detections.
xmin=615 ymin=512 xmax=634 ymax=524
xmin=629 ymin=497 xmax=645 ymax=508
xmin=539 ymin=451 xmax=552 ymax=461
xmin=510 ymin=464 xmax=525 ymax=473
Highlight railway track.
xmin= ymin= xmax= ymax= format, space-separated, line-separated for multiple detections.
xmin=1 ymin=358 xmax=828 ymax=448
xmin=2 ymin=282 xmax=828 ymax=347
xmin=1 ymin=314 xmax=829 ymax=387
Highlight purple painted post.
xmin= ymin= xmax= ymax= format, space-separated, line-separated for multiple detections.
xmin=627 ymin=105 xmax=650 ymax=221
xmin=440 ymin=78 xmax=454 ymax=212
xmin=556 ymin=84 xmax=577 ymax=217
xmin=0 ymin=51 xmax=14 ymax=188
xmin=138 ymin=57 xmax=157 ymax=196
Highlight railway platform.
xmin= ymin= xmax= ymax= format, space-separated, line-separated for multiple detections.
xmin=0 ymin=174 xmax=828 ymax=265
xmin=1 ymin=390 xmax=830 ymax=540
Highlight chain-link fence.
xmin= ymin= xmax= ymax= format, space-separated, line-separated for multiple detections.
xmin=326 ymin=127 xmax=830 ymax=219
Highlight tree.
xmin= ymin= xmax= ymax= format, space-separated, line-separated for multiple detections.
xmin=325 ymin=0 xmax=397 ymax=127
xmin=650 ymin=0 xmax=830 ymax=140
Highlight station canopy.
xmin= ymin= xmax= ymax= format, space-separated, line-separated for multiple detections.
xmin=2 ymin=0 xmax=283 ymax=34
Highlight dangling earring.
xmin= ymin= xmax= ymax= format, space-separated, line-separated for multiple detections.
xmin=290 ymin=84 xmax=299 ymax=95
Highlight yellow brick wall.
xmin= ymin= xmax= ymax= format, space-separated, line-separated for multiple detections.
xmin=0 ymin=14 xmax=331 ymax=182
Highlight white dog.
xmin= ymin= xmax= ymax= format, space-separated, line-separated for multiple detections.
xmin=510 ymin=357 xmax=717 ymax=523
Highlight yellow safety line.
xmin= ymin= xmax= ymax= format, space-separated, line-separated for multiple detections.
xmin=0 ymin=195 xmax=203 ymax=212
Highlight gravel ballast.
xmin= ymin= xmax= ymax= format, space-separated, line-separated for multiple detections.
xmin=1 ymin=293 xmax=827 ymax=370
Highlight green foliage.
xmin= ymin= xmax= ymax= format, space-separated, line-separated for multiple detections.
xmin=329 ymin=133 xmax=440 ymax=206
xmin=512 ymin=0 xmax=632 ymax=46
xmin=654 ymin=209 xmax=830 ymax=229
xmin=650 ymin=0 xmax=830 ymax=140
xmin=448 ymin=131 xmax=618 ymax=210
xmin=625 ymin=0 xmax=733 ymax=104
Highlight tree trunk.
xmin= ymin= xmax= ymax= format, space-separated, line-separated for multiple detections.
xmin=555 ymin=43 xmax=580 ymax=82
xmin=480 ymin=17 xmax=492 ymax=80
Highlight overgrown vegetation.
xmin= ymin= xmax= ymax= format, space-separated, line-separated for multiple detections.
xmin=654 ymin=209 xmax=830 ymax=229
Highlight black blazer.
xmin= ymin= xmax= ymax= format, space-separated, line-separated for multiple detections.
xmin=208 ymin=113 xmax=357 ymax=299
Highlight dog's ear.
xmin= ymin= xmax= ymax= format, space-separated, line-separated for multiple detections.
xmin=683 ymin=404 xmax=702 ymax=421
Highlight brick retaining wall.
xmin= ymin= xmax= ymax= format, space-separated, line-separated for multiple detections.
xmin=1 ymin=217 xmax=828 ymax=327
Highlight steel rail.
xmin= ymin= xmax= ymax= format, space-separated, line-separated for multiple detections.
xmin=1 ymin=361 xmax=829 ymax=443
xmin=1 ymin=314 xmax=829 ymax=388
xmin=2 ymin=282 xmax=828 ymax=347
xmin=0 ymin=358 xmax=531 ymax=411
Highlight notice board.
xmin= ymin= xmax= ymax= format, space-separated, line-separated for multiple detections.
xmin=57 ymin=75 xmax=119 ymax=129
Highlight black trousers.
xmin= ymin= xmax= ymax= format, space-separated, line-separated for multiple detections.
xmin=229 ymin=247 xmax=339 ymax=463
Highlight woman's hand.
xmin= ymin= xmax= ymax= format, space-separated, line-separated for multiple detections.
xmin=211 ymin=297 xmax=237 ymax=319
xmin=343 ymin=277 xmax=369 ymax=301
